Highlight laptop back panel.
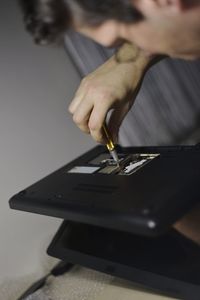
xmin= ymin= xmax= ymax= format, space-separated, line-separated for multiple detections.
xmin=9 ymin=145 xmax=200 ymax=236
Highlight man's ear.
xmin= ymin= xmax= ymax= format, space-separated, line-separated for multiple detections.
xmin=131 ymin=0 xmax=184 ymax=16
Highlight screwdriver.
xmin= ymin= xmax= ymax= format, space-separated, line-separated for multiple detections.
xmin=102 ymin=124 xmax=120 ymax=167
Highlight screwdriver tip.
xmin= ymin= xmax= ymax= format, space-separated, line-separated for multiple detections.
xmin=110 ymin=149 xmax=120 ymax=166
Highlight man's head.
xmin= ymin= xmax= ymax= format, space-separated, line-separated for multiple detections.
xmin=20 ymin=0 xmax=200 ymax=59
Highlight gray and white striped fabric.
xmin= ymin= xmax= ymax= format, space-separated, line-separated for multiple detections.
xmin=64 ymin=31 xmax=200 ymax=146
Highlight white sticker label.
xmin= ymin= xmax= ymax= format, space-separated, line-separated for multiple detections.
xmin=68 ymin=166 xmax=100 ymax=174
xmin=120 ymin=153 xmax=159 ymax=176
xmin=123 ymin=159 xmax=147 ymax=174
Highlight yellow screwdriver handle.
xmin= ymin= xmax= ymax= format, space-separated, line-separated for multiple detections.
xmin=102 ymin=124 xmax=115 ymax=151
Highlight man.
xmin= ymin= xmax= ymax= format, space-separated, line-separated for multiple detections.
xmin=19 ymin=0 xmax=200 ymax=244
xmin=19 ymin=0 xmax=200 ymax=142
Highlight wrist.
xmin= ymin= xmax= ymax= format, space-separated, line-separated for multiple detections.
xmin=113 ymin=43 xmax=165 ymax=75
xmin=114 ymin=43 xmax=154 ymax=74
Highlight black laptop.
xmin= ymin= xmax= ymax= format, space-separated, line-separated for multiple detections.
xmin=47 ymin=220 xmax=200 ymax=300
xmin=9 ymin=145 xmax=200 ymax=236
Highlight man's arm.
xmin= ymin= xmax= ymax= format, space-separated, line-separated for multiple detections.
xmin=68 ymin=43 xmax=161 ymax=144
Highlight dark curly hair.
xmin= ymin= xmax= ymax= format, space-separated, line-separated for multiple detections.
xmin=19 ymin=0 xmax=142 ymax=45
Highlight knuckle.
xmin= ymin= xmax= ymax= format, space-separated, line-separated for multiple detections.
xmin=100 ymin=92 xmax=116 ymax=107
xmin=85 ymin=83 xmax=98 ymax=97
xmin=73 ymin=114 xmax=82 ymax=125
xmin=101 ymin=89 xmax=112 ymax=99
xmin=88 ymin=119 xmax=100 ymax=132
xmin=79 ymin=125 xmax=90 ymax=134
xmin=82 ymin=84 xmax=114 ymax=104
xmin=82 ymin=80 xmax=107 ymax=97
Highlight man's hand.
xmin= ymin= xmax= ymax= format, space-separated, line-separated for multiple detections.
xmin=68 ymin=43 xmax=153 ymax=144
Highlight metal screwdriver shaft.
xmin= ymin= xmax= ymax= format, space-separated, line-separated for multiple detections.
xmin=102 ymin=124 xmax=120 ymax=167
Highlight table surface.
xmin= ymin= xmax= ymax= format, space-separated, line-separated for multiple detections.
xmin=94 ymin=277 xmax=175 ymax=300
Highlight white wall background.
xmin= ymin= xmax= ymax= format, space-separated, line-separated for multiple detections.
xmin=0 ymin=1 xmax=94 ymax=282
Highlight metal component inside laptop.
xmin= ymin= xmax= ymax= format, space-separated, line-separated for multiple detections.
xmin=68 ymin=153 xmax=159 ymax=176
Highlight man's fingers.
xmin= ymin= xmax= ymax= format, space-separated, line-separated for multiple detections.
xmin=68 ymin=95 xmax=83 ymax=114
xmin=68 ymin=79 xmax=89 ymax=114
xmin=88 ymin=101 xmax=110 ymax=144
xmin=72 ymin=99 xmax=93 ymax=134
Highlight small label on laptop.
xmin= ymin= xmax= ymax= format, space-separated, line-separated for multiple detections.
xmin=68 ymin=166 xmax=100 ymax=174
